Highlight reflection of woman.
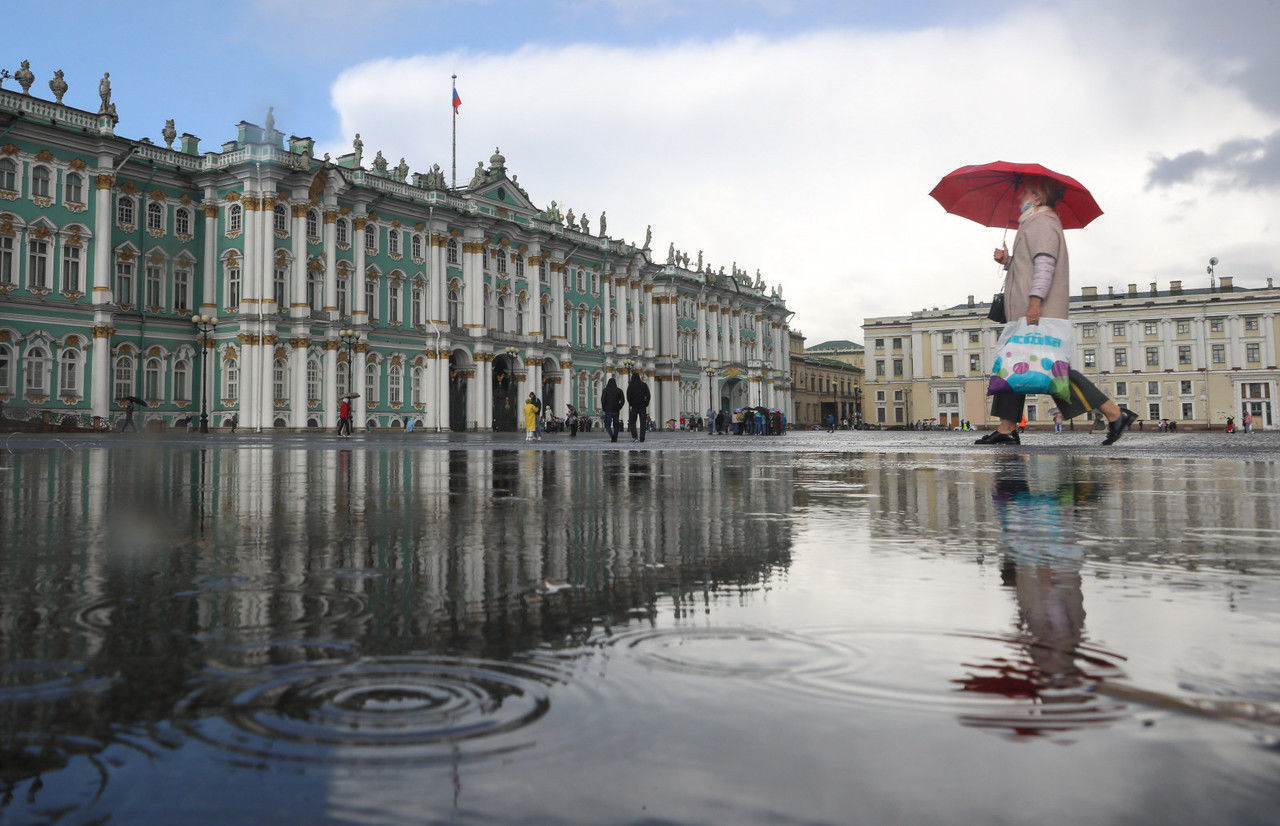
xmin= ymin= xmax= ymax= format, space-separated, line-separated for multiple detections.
xmin=977 ymin=176 xmax=1137 ymax=446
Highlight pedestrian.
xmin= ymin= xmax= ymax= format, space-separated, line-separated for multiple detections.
xmin=626 ymin=372 xmax=650 ymax=442
xmin=1243 ymin=409 xmax=1253 ymax=433
xmin=1053 ymin=410 xmax=1063 ymax=433
xmin=601 ymin=376 xmax=624 ymax=442
xmin=337 ymin=395 xmax=352 ymax=437
xmin=977 ymin=175 xmax=1137 ymax=447
xmin=229 ymin=412 xmax=238 ymax=433
xmin=566 ymin=404 xmax=579 ymax=438
xmin=827 ymin=413 xmax=835 ymax=433
xmin=120 ymin=401 xmax=137 ymax=433
xmin=523 ymin=394 xmax=538 ymax=441
xmin=1226 ymin=416 xmax=1235 ymax=434
xmin=531 ymin=392 xmax=544 ymax=440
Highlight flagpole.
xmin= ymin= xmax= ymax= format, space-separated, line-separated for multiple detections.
xmin=451 ymin=73 xmax=457 ymax=190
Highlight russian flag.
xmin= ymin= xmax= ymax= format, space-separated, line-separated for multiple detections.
xmin=452 ymin=86 xmax=461 ymax=114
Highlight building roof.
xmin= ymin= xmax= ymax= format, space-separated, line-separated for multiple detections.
xmin=807 ymin=339 xmax=864 ymax=352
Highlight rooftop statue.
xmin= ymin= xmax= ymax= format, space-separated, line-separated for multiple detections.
xmin=352 ymin=133 xmax=363 ymax=166
xmin=599 ymin=211 xmax=607 ymax=237
xmin=580 ymin=212 xmax=590 ymax=234
xmin=48 ymin=70 xmax=67 ymax=104
xmin=162 ymin=119 xmax=177 ymax=149
xmin=697 ymin=250 xmax=703 ymax=270
xmin=425 ymin=164 xmax=447 ymax=189
xmin=16 ymin=61 xmax=35 ymax=95
xmin=395 ymin=157 xmax=409 ymax=182
xmin=98 ymin=71 xmax=111 ymax=112
xmin=468 ymin=161 xmax=486 ymax=188
xmin=566 ymin=208 xmax=576 ymax=229
xmin=264 ymin=106 xmax=275 ymax=133
xmin=667 ymin=242 xmax=675 ymax=265
xmin=643 ymin=225 xmax=652 ymax=249
xmin=373 ymin=151 xmax=388 ymax=175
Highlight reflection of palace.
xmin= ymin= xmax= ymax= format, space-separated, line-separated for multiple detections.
xmin=0 ymin=75 xmax=792 ymax=432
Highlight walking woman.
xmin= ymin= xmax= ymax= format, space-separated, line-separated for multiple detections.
xmin=523 ymin=395 xmax=539 ymax=441
xmin=977 ymin=175 xmax=1137 ymax=446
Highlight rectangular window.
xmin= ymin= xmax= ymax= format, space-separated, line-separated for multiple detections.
xmin=892 ymin=359 xmax=903 ymax=377
xmin=1144 ymin=321 xmax=1158 ymax=335
xmin=1026 ymin=404 xmax=1037 ymax=422
xmin=892 ymin=337 xmax=902 ymax=349
xmin=1147 ymin=381 xmax=1160 ymax=395
xmin=412 ymin=287 xmax=423 ymax=326
xmin=1148 ymin=402 xmax=1161 ymax=420
xmin=366 ymin=282 xmax=377 ymax=321
xmin=175 ymin=208 xmax=190 ymax=237
xmin=62 ymin=243 xmax=81 ymax=292
xmin=969 ymin=353 xmax=981 ymax=372
xmin=941 ymin=332 xmax=952 ymax=344
xmin=28 ymin=239 xmax=48 ymax=289
xmin=1146 ymin=347 xmax=1159 ymax=367
xmin=1212 ymin=344 xmax=1225 ymax=364
xmin=942 ymin=354 xmax=953 ymax=373
xmin=1081 ymin=323 xmax=1096 ymax=339
xmin=1246 ymin=343 xmax=1260 ymax=363
xmin=875 ymin=338 xmax=884 ymax=349
xmin=115 ymin=261 xmax=133 ymax=305
xmin=1112 ymin=322 xmax=1126 ymax=337
xmin=273 ymin=268 xmax=286 ymax=309
xmin=876 ymin=407 xmax=885 ymax=422
xmin=875 ymin=390 xmax=885 ymax=402
xmin=1083 ymin=349 xmax=1096 ymax=368
xmin=389 ymin=285 xmax=401 ymax=323
xmin=1114 ymin=347 xmax=1127 ymax=367
xmin=65 ymin=174 xmax=83 ymax=205
xmin=145 ymin=265 xmax=162 ymax=308
xmin=1245 ymin=316 xmax=1259 ymax=331
xmin=893 ymin=390 xmax=903 ymax=401
xmin=1176 ymin=320 xmax=1190 ymax=334
xmin=1210 ymin=318 xmax=1224 ymax=333
xmin=174 ymin=270 xmax=189 ymax=312
xmin=336 ymin=278 xmax=347 ymax=316
xmin=1180 ymin=380 xmax=1192 ymax=395
xmin=968 ymin=330 xmax=980 ymax=344
xmin=1115 ymin=381 xmax=1127 ymax=396
xmin=894 ymin=407 xmax=904 ymax=423
xmin=388 ymin=230 xmax=401 ymax=257
xmin=1182 ymin=402 xmax=1193 ymax=420
xmin=1178 ymin=345 xmax=1191 ymax=365
xmin=0 ymin=236 xmax=13 ymax=284
xmin=875 ymin=360 xmax=885 ymax=377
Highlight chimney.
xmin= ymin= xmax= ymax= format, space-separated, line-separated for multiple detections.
xmin=1170 ymin=280 xmax=1182 ymax=294
xmin=1127 ymin=283 xmax=1138 ymax=297
xmin=1220 ymin=276 xmax=1233 ymax=292
xmin=967 ymin=295 xmax=975 ymax=307
xmin=1268 ymin=278 xmax=1274 ymax=289
xmin=1082 ymin=286 xmax=1097 ymax=299
xmin=1108 ymin=286 xmax=1115 ymax=297
xmin=179 ymin=133 xmax=200 ymax=154
xmin=1150 ymin=282 xmax=1158 ymax=296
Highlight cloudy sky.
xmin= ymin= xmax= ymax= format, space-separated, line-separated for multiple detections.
xmin=8 ymin=0 xmax=1279 ymax=344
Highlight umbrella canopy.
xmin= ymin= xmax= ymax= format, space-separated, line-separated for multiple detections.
xmin=929 ymin=161 xmax=1103 ymax=230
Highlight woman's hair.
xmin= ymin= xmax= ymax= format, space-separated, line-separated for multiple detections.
xmin=1025 ymin=176 xmax=1066 ymax=207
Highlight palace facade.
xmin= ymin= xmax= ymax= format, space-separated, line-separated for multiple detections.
xmin=0 ymin=76 xmax=791 ymax=431
xmin=863 ymin=278 xmax=1280 ymax=429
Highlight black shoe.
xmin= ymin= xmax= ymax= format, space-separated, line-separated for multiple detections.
xmin=974 ymin=430 xmax=1020 ymax=445
xmin=1102 ymin=408 xmax=1138 ymax=445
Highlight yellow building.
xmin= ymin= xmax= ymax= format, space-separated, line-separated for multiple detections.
xmin=790 ymin=332 xmax=864 ymax=427
xmin=863 ymin=277 xmax=1280 ymax=429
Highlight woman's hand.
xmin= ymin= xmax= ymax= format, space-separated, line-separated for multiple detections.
xmin=1025 ymin=296 xmax=1043 ymax=325
xmin=993 ymin=245 xmax=1010 ymax=266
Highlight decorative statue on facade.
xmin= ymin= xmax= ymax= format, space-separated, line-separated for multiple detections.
xmin=264 ymin=106 xmax=275 ymax=133
xmin=48 ymin=70 xmax=67 ymax=104
xmin=755 ymin=269 xmax=764 ymax=289
xmin=468 ymin=161 xmax=486 ymax=189
xmin=425 ymin=164 xmax=447 ymax=189
xmin=697 ymin=250 xmax=703 ymax=271
xmin=372 ymin=151 xmax=388 ymax=175
xmin=643 ymin=225 xmax=652 ymax=249
xmin=162 ymin=119 xmax=177 ymax=149
xmin=681 ymin=251 xmax=690 ymax=268
xmin=667 ymin=243 xmax=675 ymax=265
xmin=16 ymin=61 xmax=35 ymax=95
xmin=510 ymin=175 xmax=529 ymax=199
xmin=565 ymin=208 xmax=576 ymax=229
xmin=98 ymin=72 xmax=111 ymax=112
xmin=395 ymin=158 xmax=409 ymax=182
xmin=598 ymin=211 xmax=607 ymax=237
xmin=352 ymin=133 xmax=363 ymax=166
xmin=545 ymin=201 xmax=563 ymax=223
xmin=580 ymin=212 xmax=590 ymax=234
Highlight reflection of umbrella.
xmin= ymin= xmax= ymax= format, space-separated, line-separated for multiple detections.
xmin=929 ymin=161 xmax=1103 ymax=230
xmin=117 ymin=395 xmax=147 ymax=406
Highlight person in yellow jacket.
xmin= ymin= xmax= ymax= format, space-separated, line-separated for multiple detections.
xmin=523 ymin=396 xmax=539 ymax=441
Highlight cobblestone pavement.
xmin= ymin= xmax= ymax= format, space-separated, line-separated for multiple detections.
xmin=4 ymin=427 xmax=1278 ymax=461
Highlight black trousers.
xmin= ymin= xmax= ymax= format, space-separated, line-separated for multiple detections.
xmin=628 ymin=407 xmax=646 ymax=441
xmin=991 ymin=369 xmax=1110 ymax=422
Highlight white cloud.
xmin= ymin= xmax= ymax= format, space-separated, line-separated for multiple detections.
xmin=326 ymin=5 xmax=1280 ymax=344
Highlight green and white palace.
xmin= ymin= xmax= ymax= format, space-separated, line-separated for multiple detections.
xmin=0 ymin=71 xmax=792 ymax=431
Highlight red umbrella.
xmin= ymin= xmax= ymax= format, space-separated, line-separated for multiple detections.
xmin=929 ymin=161 xmax=1103 ymax=230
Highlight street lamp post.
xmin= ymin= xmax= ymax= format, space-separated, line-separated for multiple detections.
xmin=339 ymin=328 xmax=361 ymax=395
xmin=191 ymin=314 xmax=217 ymax=434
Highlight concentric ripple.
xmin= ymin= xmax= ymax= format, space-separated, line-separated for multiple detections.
xmin=0 ymin=659 xmax=117 ymax=702
xmin=796 ymin=627 xmax=1131 ymax=736
xmin=604 ymin=626 xmax=862 ymax=680
xmin=174 ymin=655 xmax=561 ymax=764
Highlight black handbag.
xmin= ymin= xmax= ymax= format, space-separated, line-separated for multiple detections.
xmin=987 ymin=293 xmax=1006 ymax=323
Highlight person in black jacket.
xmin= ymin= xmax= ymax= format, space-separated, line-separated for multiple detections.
xmin=601 ymin=377 xmax=625 ymax=442
xmin=626 ymin=373 xmax=650 ymax=443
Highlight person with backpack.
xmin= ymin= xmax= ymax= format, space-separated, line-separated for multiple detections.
xmin=601 ymin=376 xmax=625 ymax=442
xmin=626 ymin=373 xmax=651 ymax=443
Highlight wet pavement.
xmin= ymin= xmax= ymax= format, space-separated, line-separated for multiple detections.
xmin=1 ymin=431 xmax=1278 ymax=824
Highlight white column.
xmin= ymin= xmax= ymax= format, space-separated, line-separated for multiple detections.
xmin=1262 ymin=313 xmax=1276 ymax=367
xmin=241 ymin=195 xmax=260 ymax=430
xmin=289 ymin=199 xmax=307 ymax=429
xmin=353 ymin=213 xmax=368 ymax=325
xmin=551 ymin=257 xmax=567 ymax=344
xmin=323 ymin=207 xmax=338 ymax=319
xmin=463 ymin=231 xmax=484 ymax=333
xmin=354 ymin=346 xmax=367 ymax=430
xmin=91 ymin=166 xmax=114 ymax=307
xmin=290 ymin=338 xmax=307 ymax=429
xmin=324 ymin=340 xmax=338 ymax=428
xmin=429 ymin=227 xmax=447 ymax=325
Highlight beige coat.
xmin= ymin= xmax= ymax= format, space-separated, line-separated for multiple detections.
xmin=1003 ymin=208 xmax=1070 ymax=321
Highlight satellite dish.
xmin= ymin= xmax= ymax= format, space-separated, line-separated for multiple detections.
xmin=1209 ymin=257 xmax=1218 ymax=266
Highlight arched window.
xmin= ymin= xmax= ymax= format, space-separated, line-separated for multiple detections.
xmin=273 ymin=359 xmax=287 ymax=402
xmin=225 ymin=357 xmax=239 ymax=401
xmin=388 ymin=229 xmax=400 ymax=257
xmin=175 ymin=207 xmax=190 ymax=236
xmin=337 ymin=357 xmax=349 ymax=398
xmin=388 ymin=282 xmax=401 ymax=323
xmin=306 ymin=209 xmax=319 ymax=239
xmin=366 ymin=280 xmax=377 ymax=322
xmin=307 ymin=358 xmax=320 ymax=402
xmin=117 ymin=195 xmax=135 ymax=227
xmin=365 ymin=362 xmax=379 ymax=404
xmin=173 ymin=359 xmax=190 ymax=402
xmin=592 ymin=311 xmax=601 ymax=348
xmin=144 ymin=357 xmax=162 ymax=401
xmin=0 ymin=343 xmax=12 ymax=393
xmin=0 ymin=159 xmax=16 ymax=192
xmin=389 ymin=364 xmax=403 ymax=405
xmin=174 ymin=266 xmax=191 ymax=310
xmin=273 ymin=203 xmax=288 ymax=235
xmin=495 ymin=250 xmax=507 ymax=274
xmin=273 ymin=267 xmax=287 ymax=309
xmin=412 ymin=367 xmax=424 ymax=405
xmin=411 ymin=234 xmax=422 ymax=260
xmin=64 ymin=172 xmax=84 ymax=205
xmin=146 ymin=201 xmax=163 ymax=233
xmin=226 ymin=262 xmax=241 ymax=310
xmin=0 ymin=235 xmax=13 ymax=285
xmin=336 ymin=218 xmax=349 ymax=246
xmin=577 ymin=372 xmax=587 ymax=410
xmin=364 ymin=222 xmax=377 ymax=254
xmin=23 ymin=346 xmax=50 ymax=395
xmin=227 ymin=203 xmax=242 ymax=234
xmin=60 ymin=348 xmax=82 ymax=396
xmin=517 ymin=296 xmax=527 ymax=335
xmin=495 ymin=294 xmax=506 ymax=331
xmin=307 ymin=271 xmax=322 ymax=312
xmin=31 ymin=166 xmax=51 ymax=199
xmin=448 ymin=287 xmax=461 ymax=327
xmin=336 ymin=275 xmax=348 ymax=316
xmin=113 ymin=355 xmax=134 ymax=400
xmin=576 ymin=307 xmax=586 ymax=346
xmin=540 ymin=301 xmax=551 ymax=340
xmin=447 ymin=238 xmax=459 ymax=264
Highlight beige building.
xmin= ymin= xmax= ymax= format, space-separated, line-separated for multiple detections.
xmin=863 ymin=277 xmax=1279 ymax=429
xmin=790 ymin=332 xmax=864 ymax=427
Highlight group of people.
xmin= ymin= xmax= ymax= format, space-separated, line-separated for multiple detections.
xmin=526 ymin=373 xmax=653 ymax=443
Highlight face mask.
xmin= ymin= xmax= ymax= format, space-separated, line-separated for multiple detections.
xmin=1020 ymin=198 xmax=1035 ymax=214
